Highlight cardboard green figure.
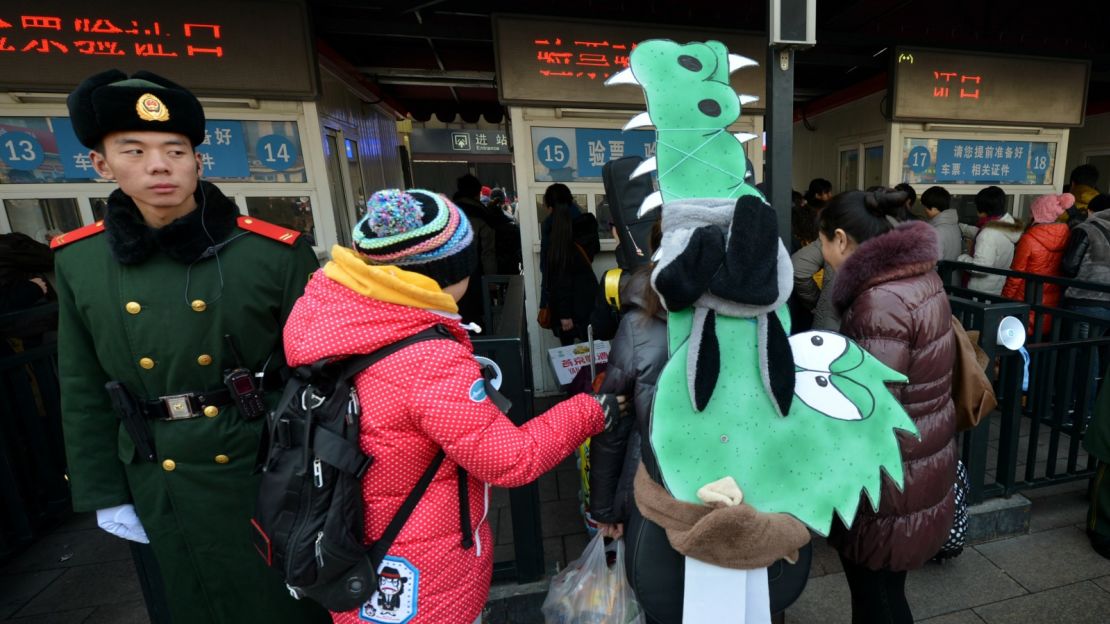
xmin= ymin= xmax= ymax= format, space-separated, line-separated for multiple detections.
xmin=608 ymin=39 xmax=760 ymax=211
xmin=606 ymin=40 xmax=919 ymax=537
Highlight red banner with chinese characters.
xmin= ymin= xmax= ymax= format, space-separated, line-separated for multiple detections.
xmin=0 ymin=0 xmax=316 ymax=99
xmin=495 ymin=15 xmax=766 ymax=110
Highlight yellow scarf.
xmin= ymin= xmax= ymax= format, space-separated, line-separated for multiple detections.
xmin=324 ymin=245 xmax=458 ymax=314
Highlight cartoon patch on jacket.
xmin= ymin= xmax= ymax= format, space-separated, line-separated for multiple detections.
xmin=358 ymin=557 xmax=419 ymax=624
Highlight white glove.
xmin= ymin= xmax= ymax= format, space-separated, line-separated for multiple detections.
xmin=96 ymin=504 xmax=150 ymax=544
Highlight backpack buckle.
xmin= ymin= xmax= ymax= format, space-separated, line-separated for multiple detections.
xmin=301 ymin=388 xmax=326 ymax=411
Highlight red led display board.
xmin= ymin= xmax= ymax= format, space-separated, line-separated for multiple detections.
xmin=892 ymin=48 xmax=1089 ymax=127
xmin=0 ymin=0 xmax=317 ymax=99
xmin=494 ymin=15 xmax=766 ymax=111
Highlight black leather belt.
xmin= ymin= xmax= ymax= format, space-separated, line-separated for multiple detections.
xmin=141 ymin=376 xmax=281 ymax=421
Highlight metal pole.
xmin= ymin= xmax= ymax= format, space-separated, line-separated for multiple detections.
xmin=765 ymin=46 xmax=795 ymax=247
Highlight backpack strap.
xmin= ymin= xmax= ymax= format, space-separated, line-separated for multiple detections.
xmin=456 ymin=465 xmax=474 ymax=549
xmin=368 ymin=450 xmax=447 ymax=565
xmin=321 ymin=324 xmax=456 ymax=383
xmin=1087 ymin=220 xmax=1110 ymax=250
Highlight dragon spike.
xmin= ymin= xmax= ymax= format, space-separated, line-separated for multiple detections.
xmin=738 ymin=94 xmax=760 ymax=106
xmin=623 ymin=111 xmax=653 ymax=131
xmin=734 ymin=132 xmax=759 ymax=144
xmin=638 ymin=191 xmax=664 ymax=217
xmin=728 ymin=54 xmax=758 ymax=73
xmin=605 ymin=68 xmax=640 ymax=86
xmin=629 ymin=156 xmax=657 ymax=180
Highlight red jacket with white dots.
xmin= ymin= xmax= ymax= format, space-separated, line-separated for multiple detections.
xmin=284 ymin=260 xmax=603 ymax=624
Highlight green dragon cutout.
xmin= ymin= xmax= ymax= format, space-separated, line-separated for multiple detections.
xmin=607 ymin=40 xmax=919 ymax=536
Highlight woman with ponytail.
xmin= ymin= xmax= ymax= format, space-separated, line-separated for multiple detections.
xmin=819 ymin=189 xmax=958 ymax=623
xmin=539 ymin=183 xmax=600 ymax=345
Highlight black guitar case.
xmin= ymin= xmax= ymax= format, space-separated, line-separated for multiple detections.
xmin=602 ymin=156 xmax=660 ymax=270
xmin=625 ymin=454 xmax=813 ymax=622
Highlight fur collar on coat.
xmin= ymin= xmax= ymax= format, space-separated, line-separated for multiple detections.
xmin=104 ymin=181 xmax=239 ymax=265
xmin=832 ymin=220 xmax=939 ymax=314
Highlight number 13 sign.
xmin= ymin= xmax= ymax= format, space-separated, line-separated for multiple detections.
xmin=1 ymin=131 xmax=45 ymax=171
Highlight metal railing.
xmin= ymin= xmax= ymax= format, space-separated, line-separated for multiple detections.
xmin=940 ymin=261 xmax=1110 ymax=503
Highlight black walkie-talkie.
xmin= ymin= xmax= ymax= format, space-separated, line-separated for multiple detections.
xmin=223 ymin=335 xmax=267 ymax=421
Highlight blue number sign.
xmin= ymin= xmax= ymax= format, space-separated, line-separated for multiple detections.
xmin=906 ymin=146 xmax=931 ymax=174
xmin=0 ymin=131 xmax=45 ymax=171
xmin=256 ymin=134 xmax=298 ymax=172
xmin=537 ymin=137 xmax=570 ymax=169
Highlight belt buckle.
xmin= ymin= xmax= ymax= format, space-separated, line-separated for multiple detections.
xmin=162 ymin=394 xmax=197 ymax=421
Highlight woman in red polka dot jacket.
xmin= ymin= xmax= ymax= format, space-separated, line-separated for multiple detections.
xmin=283 ymin=189 xmax=624 ymax=624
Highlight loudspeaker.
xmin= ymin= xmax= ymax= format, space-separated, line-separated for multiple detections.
xmin=769 ymin=0 xmax=816 ymax=47
xmin=997 ymin=316 xmax=1026 ymax=351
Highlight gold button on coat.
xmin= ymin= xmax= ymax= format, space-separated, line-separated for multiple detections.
xmin=162 ymin=459 xmax=176 ymax=471
xmin=197 ymin=354 xmax=213 ymax=366
xmin=125 ymin=301 xmax=141 ymax=314
xmin=203 ymin=405 xmax=219 ymax=418
xmin=191 ymin=299 xmax=207 ymax=312
xmin=139 ymin=357 xmax=155 ymax=370
xmin=214 ymin=454 xmax=230 ymax=464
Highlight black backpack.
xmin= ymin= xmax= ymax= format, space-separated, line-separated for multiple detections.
xmin=251 ymin=324 xmax=461 ymax=612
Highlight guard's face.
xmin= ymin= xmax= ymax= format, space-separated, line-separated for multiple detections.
xmin=92 ymin=131 xmax=202 ymax=217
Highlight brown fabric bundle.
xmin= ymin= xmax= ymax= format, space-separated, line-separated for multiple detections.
xmin=633 ymin=464 xmax=811 ymax=570
xmin=950 ymin=315 xmax=997 ymax=432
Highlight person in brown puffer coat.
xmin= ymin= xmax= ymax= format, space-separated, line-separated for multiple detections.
xmin=819 ymin=189 xmax=957 ymax=624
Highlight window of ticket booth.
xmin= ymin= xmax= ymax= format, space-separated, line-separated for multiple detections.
xmin=0 ymin=113 xmax=324 ymax=249
xmin=839 ymin=140 xmax=886 ymax=192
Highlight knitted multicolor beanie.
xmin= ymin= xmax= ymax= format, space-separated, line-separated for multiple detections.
xmin=352 ymin=189 xmax=476 ymax=287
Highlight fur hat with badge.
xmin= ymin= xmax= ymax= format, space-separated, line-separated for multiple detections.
xmin=352 ymin=189 xmax=477 ymax=287
xmin=1030 ymin=192 xmax=1076 ymax=224
xmin=66 ymin=69 xmax=206 ymax=149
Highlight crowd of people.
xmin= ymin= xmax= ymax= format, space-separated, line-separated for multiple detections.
xmin=24 ymin=65 xmax=1110 ymax=624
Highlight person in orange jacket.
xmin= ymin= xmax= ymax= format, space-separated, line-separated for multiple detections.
xmin=1002 ymin=193 xmax=1074 ymax=333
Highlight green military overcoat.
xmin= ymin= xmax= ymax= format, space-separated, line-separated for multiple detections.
xmin=55 ymin=182 xmax=330 ymax=624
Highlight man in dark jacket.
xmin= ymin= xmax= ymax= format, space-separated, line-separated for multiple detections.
xmin=589 ymin=269 xmax=667 ymax=534
xmin=452 ymin=174 xmax=498 ymax=325
xmin=53 ymin=69 xmax=328 ymax=624
xmin=0 ymin=232 xmax=53 ymax=314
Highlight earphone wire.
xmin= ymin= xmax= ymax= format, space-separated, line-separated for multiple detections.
xmin=184 ymin=173 xmax=228 ymax=307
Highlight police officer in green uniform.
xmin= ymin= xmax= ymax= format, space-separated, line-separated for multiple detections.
xmin=53 ymin=69 xmax=330 ymax=624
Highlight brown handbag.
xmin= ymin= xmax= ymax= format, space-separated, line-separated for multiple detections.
xmin=537 ymin=306 xmax=552 ymax=329
xmin=950 ymin=315 xmax=997 ymax=431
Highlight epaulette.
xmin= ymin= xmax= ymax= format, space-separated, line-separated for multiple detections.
xmin=237 ymin=216 xmax=300 ymax=246
xmin=50 ymin=221 xmax=105 ymax=250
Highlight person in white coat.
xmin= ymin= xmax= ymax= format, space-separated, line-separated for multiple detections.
xmin=957 ymin=186 xmax=1024 ymax=296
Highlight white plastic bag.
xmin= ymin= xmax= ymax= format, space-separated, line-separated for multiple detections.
xmin=542 ymin=533 xmax=644 ymax=624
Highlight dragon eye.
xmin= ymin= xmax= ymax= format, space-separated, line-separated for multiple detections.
xmin=678 ymin=55 xmax=703 ymax=72
xmin=698 ymin=99 xmax=722 ymax=117
xmin=816 ymin=376 xmax=829 ymax=387
xmin=811 ymin=336 xmax=824 ymax=346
